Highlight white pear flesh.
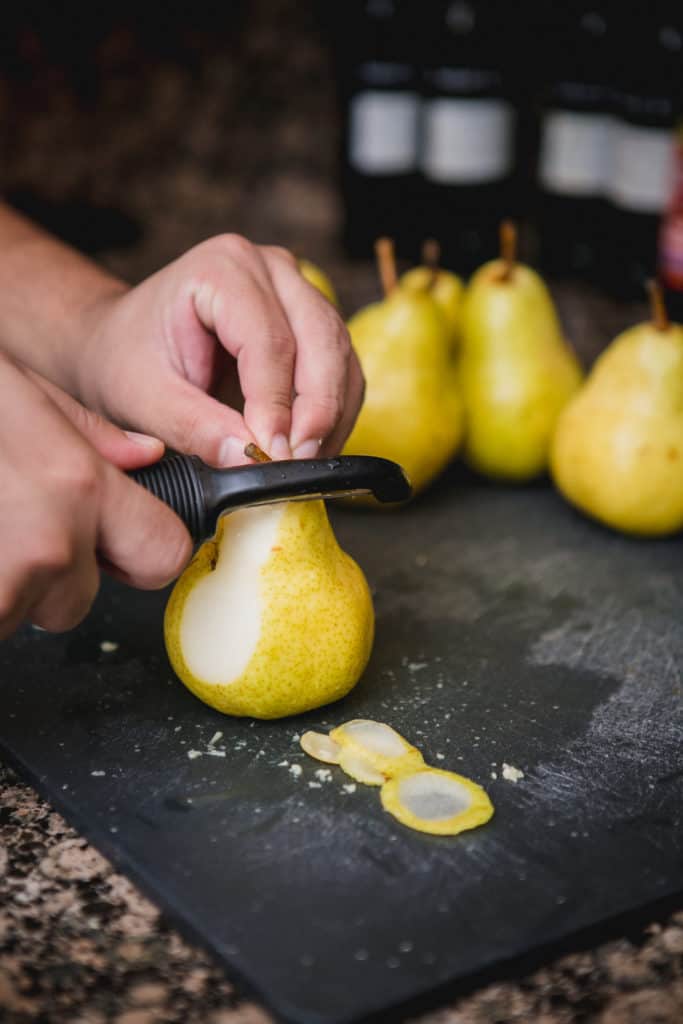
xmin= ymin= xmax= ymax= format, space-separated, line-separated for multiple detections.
xmin=164 ymin=500 xmax=374 ymax=719
xmin=178 ymin=505 xmax=281 ymax=685
xmin=381 ymin=768 xmax=494 ymax=836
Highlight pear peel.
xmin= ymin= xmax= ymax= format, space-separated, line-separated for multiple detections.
xmin=381 ymin=769 xmax=494 ymax=836
xmin=330 ymin=719 xmax=424 ymax=776
xmin=300 ymin=731 xmax=342 ymax=765
xmin=164 ymin=500 xmax=374 ymax=719
xmin=299 ymin=719 xmax=494 ymax=836
xmin=338 ymin=747 xmax=387 ymax=787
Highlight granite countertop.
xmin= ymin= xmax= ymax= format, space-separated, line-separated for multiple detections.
xmin=0 ymin=2 xmax=681 ymax=1021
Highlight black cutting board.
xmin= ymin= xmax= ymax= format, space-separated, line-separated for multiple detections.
xmin=1 ymin=468 xmax=682 ymax=1024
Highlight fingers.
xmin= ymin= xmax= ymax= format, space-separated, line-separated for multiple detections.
xmin=119 ymin=372 xmax=257 ymax=468
xmin=261 ymin=248 xmax=354 ymax=457
xmin=190 ymin=236 xmax=298 ymax=456
xmin=320 ymin=347 xmax=366 ymax=456
xmin=0 ymin=355 xmax=192 ymax=641
xmin=27 ymin=546 xmax=101 ymax=633
xmin=25 ymin=369 xmax=165 ymax=470
xmin=0 ymin=505 xmax=100 ymax=636
xmin=97 ymin=464 xmax=192 ymax=590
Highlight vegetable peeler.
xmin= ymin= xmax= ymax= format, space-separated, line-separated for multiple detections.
xmin=129 ymin=452 xmax=411 ymax=544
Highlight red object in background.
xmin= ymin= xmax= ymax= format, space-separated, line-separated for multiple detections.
xmin=659 ymin=127 xmax=683 ymax=293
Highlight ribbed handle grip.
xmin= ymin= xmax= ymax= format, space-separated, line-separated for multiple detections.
xmin=129 ymin=455 xmax=207 ymax=542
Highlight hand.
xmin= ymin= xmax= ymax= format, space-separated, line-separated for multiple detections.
xmin=0 ymin=355 xmax=191 ymax=639
xmin=77 ymin=236 xmax=364 ymax=466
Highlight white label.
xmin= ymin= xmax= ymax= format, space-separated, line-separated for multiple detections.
xmin=349 ymin=90 xmax=419 ymax=174
xmin=608 ymin=123 xmax=675 ymax=213
xmin=421 ymin=98 xmax=513 ymax=184
xmin=539 ymin=110 xmax=614 ymax=196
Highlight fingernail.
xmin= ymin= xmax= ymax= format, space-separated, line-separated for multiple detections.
xmin=270 ymin=433 xmax=292 ymax=461
xmin=293 ymin=439 xmax=321 ymax=460
xmin=124 ymin=431 xmax=163 ymax=450
xmin=219 ymin=435 xmax=250 ymax=466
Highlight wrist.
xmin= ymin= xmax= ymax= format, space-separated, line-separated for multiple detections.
xmin=73 ymin=277 xmax=130 ymax=410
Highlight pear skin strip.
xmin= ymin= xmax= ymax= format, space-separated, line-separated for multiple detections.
xmin=330 ymin=719 xmax=424 ymax=778
xmin=300 ymin=731 xmax=342 ymax=765
xmin=381 ymin=768 xmax=494 ymax=836
xmin=338 ymin=747 xmax=387 ymax=787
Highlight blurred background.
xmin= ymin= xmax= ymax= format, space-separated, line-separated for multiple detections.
xmin=0 ymin=0 xmax=681 ymax=316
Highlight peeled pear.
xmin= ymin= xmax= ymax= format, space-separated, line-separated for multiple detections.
xmin=343 ymin=238 xmax=463 ymax=496
xmin=460 ymin=222 xmax=583 ymax=481
xmin=299 ymin=258 xmax=338 ymax=307
xmin=551 ymin=283 xmax=683 ymax=536
xmin=401 ymin=239 xmax=463 ymax=351
xmin=164 ymin=498 xmax=374 ymax=719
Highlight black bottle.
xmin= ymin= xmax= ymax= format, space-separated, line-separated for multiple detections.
xmin=417 ymin=0 xmax=517 ymax=274
xmin=535 ymin=2 xmax=614 ymax=284
xmin=331 ymin=0 xmax=421 ymax=259
xmin=604 ymin=2 xmax=680 ymax=299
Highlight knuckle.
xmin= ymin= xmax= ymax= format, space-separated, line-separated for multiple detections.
xmin=32 ymin=570 xmax=99 ymax=634
xmin=217 ymin=232 xmax=256 ymax=262
xmin=267 ymin=245 xmax=297 ymax=267
xmin=264 ymin=326 xmax=296 ymax=363
xmin=62 ymin=452 xmax=100 ymax=501
xmin=31 ymin=531 xmax=77 ymax=576
xmin=313 ymin=392 xmax=345 ymax=425
xmin=165 ymin=527 xmax=193 ymax=581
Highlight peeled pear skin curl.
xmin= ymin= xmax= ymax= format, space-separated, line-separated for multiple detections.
xmin=338 ymin=747 xmax=387 ymax=786
xmin=164 ymin=501 xmax=374 ymax=719
xmin=343 ymin=291 xmax=464 ymax=496
xmin=300 ymin=731 xmax=342 ymax=765
xmin=299 ymin=719 xmax=495 ymax=836
xmin=551 ymin=321 xmax=683 ymax=537
xmin=381 ymin=768 xmax=494 ymax=836
xmin=330 ymin=719 xmax=425 ymax=777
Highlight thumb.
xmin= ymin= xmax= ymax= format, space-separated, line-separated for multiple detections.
xmin=27 ymin=369 xmax=165 ymax=470
xmin=112 ymin=372 xmax=256 ymax=468
xmin=98 ymin=463 xmax=192 ymax=589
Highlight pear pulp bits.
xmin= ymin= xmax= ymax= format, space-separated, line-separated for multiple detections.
xmin=300 ymin=720 xmax=494 ymax=837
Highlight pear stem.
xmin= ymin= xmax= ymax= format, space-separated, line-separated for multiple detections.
xmin=647 ymin=279 xmax=669 ymax=332
xmin=422 ymin=237 xmax=441 ymax=290
xmin=244 ymin=442 xmax=272 ymax=463
xmin=498 ymin=219 xmax=517 ymax=282
xmin=375 ymin=237 xmax=398 ymax=297
xmin=422 ymin=238 xmax=440 ymax=269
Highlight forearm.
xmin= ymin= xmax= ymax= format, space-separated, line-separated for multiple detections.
xmin=0 ymin=202 xmax=127 ymax=399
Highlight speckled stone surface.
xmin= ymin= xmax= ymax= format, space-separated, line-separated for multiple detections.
xmin=0 ymin=2 xmax=681 ymax=1021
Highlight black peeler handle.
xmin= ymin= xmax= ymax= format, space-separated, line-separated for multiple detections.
xmin=129 ymin=454 xmax=411 ymax=543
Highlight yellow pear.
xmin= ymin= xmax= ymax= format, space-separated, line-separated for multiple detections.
xmin=299 ymin=258 xmax=338 ymax=307
xmin=551 ymin=283 xmax=683 ymax=536
xmin=401 ymin=239 xmax=463 ymax=351
xmin=164 ymin=499 xmax=374 ymax=719
xmin=343 ymin=238 xmax=463 ymax=498
xmin=460 ymin=222 xmax=583 ymax=481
